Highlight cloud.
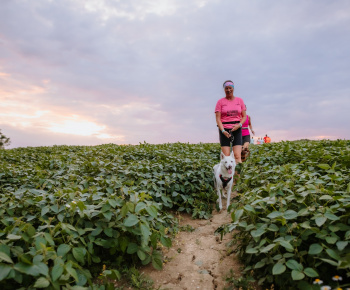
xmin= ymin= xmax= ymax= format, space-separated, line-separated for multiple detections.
xmin=0 ymin=0 xmax=349 ymax=148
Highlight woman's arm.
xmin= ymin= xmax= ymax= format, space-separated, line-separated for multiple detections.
xmin=232 ymin=109 xmax=246 ymax=132
xmin=215 ymin=111 xmax=224 ymax=131
xmin=249 ymin=116 xmax=255 ymax=135
xmin=215 ymin=112 xmax=230 ymax=139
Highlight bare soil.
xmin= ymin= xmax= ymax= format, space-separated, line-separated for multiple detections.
xmin=142 ymin=207 xmax=244 ymax=290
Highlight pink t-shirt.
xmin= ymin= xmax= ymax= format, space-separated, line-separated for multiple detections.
xmin=215 ymin=97 xmax=245 ymax=129
xmin=242 ymin=115 xmax=250 ymax=137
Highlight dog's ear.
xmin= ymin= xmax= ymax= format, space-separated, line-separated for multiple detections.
xmin=220 ymin=151 xmax=225 ymax=160
xmin=230 ymin=151 xmax=234 ymax=159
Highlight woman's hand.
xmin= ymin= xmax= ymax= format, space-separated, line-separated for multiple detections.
xmin=231 ymin=124 xmax=241 ymax=131
xmin=223 ymin=131 xmax=230 ymax=138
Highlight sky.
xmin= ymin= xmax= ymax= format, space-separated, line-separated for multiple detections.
xmin=1 ymin=0 xmax=349 ymax=148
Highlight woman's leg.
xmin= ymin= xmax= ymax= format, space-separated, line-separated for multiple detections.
xmin=221 ymin=146 xmax=230 ymax=156
xmin=233 ymin=145 xmax=242 ymax=163
xmin=243 ymin=142 xmax=250 ymax=150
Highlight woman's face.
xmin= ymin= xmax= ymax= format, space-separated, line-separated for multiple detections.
xmin=224 ymin=85 xmax=234 ymax=96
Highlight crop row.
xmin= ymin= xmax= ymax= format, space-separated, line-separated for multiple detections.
xmin=222 ymin=139 xmax=350 ymax=289
xmin=0 ymin=142 xmax=220 ymax=289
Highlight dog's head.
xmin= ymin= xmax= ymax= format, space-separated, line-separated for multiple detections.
xmin=220 ymin=151 xmax=236 ymax=175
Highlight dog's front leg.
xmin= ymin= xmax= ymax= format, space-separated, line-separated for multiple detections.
xmin=226 ymin=187 xmax=232 ymax=210
xmin=217 ymin=188 xmax=222 ymax=210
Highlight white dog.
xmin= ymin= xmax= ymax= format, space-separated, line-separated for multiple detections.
xmin=213 ymin=151 xmax=236 ymax=210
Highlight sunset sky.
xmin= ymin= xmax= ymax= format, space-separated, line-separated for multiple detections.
xmin=1 ymin=0 xmax=349 ymax=148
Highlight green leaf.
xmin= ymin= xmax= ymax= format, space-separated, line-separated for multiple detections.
xmin=34 ymin=262 xmax=49 ymax=276
xmin=6 ymin=234 xmax=22 ymax=240
xmin=108 ymin=199 xmax=118 ymax=208
xmin=33 ymin=277 xmax=50 ymax=288
xmin=119 ymin=237 xmax=128 ymax=252
xmin=65 ymin=262 xmax=79 ymax=281
xmin=135 ymin=202 xmax=147 ymax=213
xmin=251 ymin=227 xmax=266 ymax=238
xmin=291 ymin=270 xmax=305 ymax=280
xmin=260 ymin=243 xmax=276 ymax=253
xmin=160 ymin=236 xmax=172 ymax=248
xmin=0 ymin=264 xmax=12 ymax=281
xmin=254 ymin=261 xmax=265 ymax=269
xmin=308 ymin=244 xmax=323 ymax=255
xmin=233 ymin=209 xmax=243 ymax=222
xmin=35 ymin=236 xmax=47 ymax=250
xmin=51 ymin=264 xmax=64 ymax=281
xmin=319 ymin=195 xmax=333 ymax=200
xmin=57 ymin=244 xmax=71 ymax=257
xmin=41 ymin=206 xmax=50 ymax=216
xmin=26 ymin=224 xmax=36 ymax=237
xmin=104 ymin=228 xmax=114 ymax=238
xmin=286 ymin=259 xmax=303 ymax=271
xmin=272 ymin=263 xmax=286 ymax=275
xmin=324 ymin=212 xmax=339 ymax=221
xmin=0 ymin=245 xmax=10 ymax=257
xmin=246 ymin=248 xmax=258 ymax=254
xmin=145 ymin=205 xmax=158 ymax=218
xmin=123 ymin=214 xmax=139 ymax=227
xmin=137 ymin=249 xmax=146 ymax=261
xmin=280 ymin=241 xmax=294 ymax=251
xmin=336 ymin=241 xmax=348 ymax=251
xmin=320 ymin=258 xmax=338 ymax=266
xmin=318 ymin=164 xmax=330 ymax=170
xmin=44 ymin=232 xmax=55 ymax=246
xmin=315 ymin=216 xmax=327 ymax=227
xmin=126 ymin=202 xmax=135 ymax=213
xmin=91 ymin=227 xmax=103 ymax=236
xmin=243 ymin=205 xmax=255 ymax=212
xmin=284 ymin=210 xmax=298 ymax=220
xmin=304 ymin=267 xmax=318 ymax=278
xmin=325 ymin=236 xmax=338 ymax=244
xmin=72 ymin=248 xmax=86 ymax=264
xmin=77 ymin=201 xmax=86 ymax=212
xmin=103 ymin=211 xmax=113 ymax=221
xmin=140 ymin=223 xmax=151 ymax=243
xmin=326 ymin=248 xmax=340 ymax=260
xmin=267 ymin=211 xmax=282 ymax=219
xmin=14 ymin=263 xmax=40 ymax=276
xmin=127 ymin=243 xmax=138 ymax=254
xmin=0 ymin=252 xmax=14 ymax=264
xmin=151 ymin=251 xmax=163 ymax=270
xmin=268 ymin=224 xmax=279 ymax=232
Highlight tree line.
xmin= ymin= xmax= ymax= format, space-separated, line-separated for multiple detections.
xmin=0 ymin=129 xmax=11 ymax=148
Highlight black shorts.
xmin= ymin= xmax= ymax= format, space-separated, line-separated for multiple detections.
xmin=219 ymin=125 xmax=243 ymax=147
xmin=242 ymin=135 xmax=250 ymax=144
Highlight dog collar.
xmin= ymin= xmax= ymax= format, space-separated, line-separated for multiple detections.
xmin=219 ymin=175 xmax=232 ymax=188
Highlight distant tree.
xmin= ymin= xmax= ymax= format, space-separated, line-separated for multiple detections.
xmin=0 ymin=129 xmax=11 ymax=148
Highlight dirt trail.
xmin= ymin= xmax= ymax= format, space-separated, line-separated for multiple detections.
xmin=142 ymin=208 xmax=243 ymax=290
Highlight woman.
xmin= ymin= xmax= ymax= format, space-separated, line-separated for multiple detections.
xmin=241 ymin=106 xmax=255 ymax=150
xmin=215 ymin=80 xmax=247 ymax=163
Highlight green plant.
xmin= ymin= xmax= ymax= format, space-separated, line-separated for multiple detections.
xmin=179 ymin=224 xmax=195 ymax=232
xmin=224 ymin=269 xmax=256 ymax=290
xmin=219 ymin=140 xmax=350 ymax=289
xmin=128 ymin=267 xmax=154 ymax=289
xmin=0 ymin=142 xmax=220 ymax=288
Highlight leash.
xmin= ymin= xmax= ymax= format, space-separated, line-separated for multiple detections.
xmin=229 ymin=131 xmax=234 ymax=153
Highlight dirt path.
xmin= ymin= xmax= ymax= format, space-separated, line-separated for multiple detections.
xmin=142 ymin=208 xmax=243 ymax=290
